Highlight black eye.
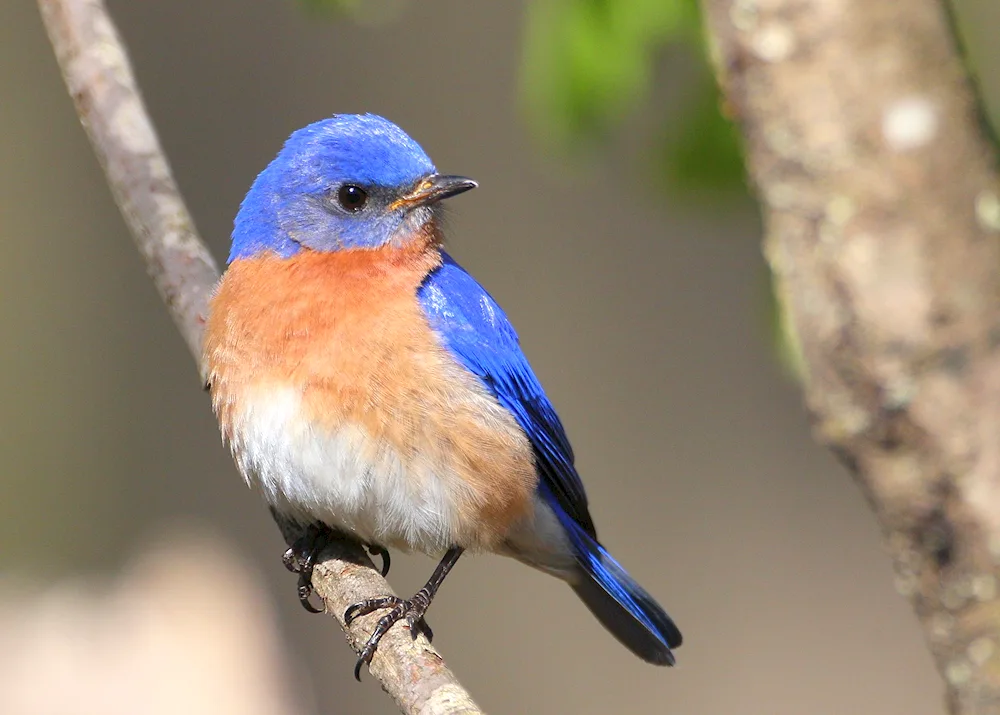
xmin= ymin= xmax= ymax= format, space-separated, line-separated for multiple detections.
xmin=337 ymin=184 xmax=368 ymax=212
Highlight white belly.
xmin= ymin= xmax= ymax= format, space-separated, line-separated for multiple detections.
xmin=227 ymin=386 xmax=460 ymax=553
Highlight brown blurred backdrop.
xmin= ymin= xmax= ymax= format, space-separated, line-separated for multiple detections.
xmin=3 ymin=1 xmax=999 ymax=713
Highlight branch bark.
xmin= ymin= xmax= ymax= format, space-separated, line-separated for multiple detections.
xmin=37 ymin=1 xmax=482 ymax=712
xmin=700 ymin=0 xmax=1000 ymax=712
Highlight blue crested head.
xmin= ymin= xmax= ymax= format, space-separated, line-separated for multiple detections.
xmin=229 ymin=113 xmax=476 ymax=262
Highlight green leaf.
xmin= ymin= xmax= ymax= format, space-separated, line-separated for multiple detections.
xmin=521 ymin=0 xmax=700 ymax=148
xmin=657 ymin=79 xmax=747 ymax=197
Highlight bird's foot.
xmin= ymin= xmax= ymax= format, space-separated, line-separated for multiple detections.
xmin=343 ymin=546 xmax=463 ymax=680
xmin=282 ymin=526 xmax=392 ymax=613
xmin=344 ymin=590 xmax=435 ymax=681
xmin=282 ymin=523 xmax=332 ymax=613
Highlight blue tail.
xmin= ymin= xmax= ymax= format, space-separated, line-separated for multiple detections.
xmin=555 ymin=502 xmax=682 ymax=665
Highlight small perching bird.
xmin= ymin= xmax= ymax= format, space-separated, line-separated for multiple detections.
xmin=203 ymin=113 xmax=682 ymax=678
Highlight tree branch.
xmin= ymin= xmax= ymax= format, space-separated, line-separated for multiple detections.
xmin=37 ymin=1 xmax=483 ymax=712
xmin=700 ymin=0 xmax=1000 ymax=712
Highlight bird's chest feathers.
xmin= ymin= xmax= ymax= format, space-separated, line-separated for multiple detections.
xmin=204 ymin=243 xmax=536 ymax=551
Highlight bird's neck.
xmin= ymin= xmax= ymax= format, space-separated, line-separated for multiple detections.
xmin=231 ymin=216 xmax=445 ymax=264
xmin=223 ymin=222 xmax=445 ymax=297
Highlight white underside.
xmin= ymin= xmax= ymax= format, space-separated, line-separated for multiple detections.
xmin=228 ymin=387 xmax=459 ymax=552
xmin=226 ymin=385 xmax=577 ymax=576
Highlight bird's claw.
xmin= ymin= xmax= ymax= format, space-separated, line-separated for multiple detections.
xmin=284 ymin=527 xmax=392 ymax=613
xmin=296 ymin=572 xmax=324 ymax=613
xmin=281 ymin=546 xmax=300 ymax=573
xmin=344 ymin=590 xmax=435 ymax=681
xmin=367 ymin=544 xmax=391 ymax=577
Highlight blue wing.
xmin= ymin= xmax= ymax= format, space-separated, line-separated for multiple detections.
xmin=421 ymin=254 xmax=683 ymax=664
xmin=418 ymin=252 xmax=596 ymax=537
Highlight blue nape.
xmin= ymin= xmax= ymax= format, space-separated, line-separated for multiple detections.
xmin=229 ymin=114 xmax=437 ymax=262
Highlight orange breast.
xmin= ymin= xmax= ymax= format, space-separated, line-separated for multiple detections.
xmin=203 ymin=238 xmax=537 ymax=549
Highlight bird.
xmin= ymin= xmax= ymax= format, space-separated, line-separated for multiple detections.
xmin=202 ymin=113 xmax=682 ymax=679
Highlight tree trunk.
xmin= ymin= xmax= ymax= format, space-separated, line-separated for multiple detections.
xmin=699 ymin=1 xmax=1000 ymax=712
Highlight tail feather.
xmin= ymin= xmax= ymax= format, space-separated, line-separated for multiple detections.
xmin=556 ymin=504 xmax=682 ymax=665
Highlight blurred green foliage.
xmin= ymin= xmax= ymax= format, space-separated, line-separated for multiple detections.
xmin=297 ymin=0 xmax=360 ymax=15
xmin=520 ymin=0 xmax=698 ymax=143
xmin=520 ymin=0 xmax=746 ymax=198
xmin=655 ymin=80 xmax=746 ymax=197
xmin=518 ymin=0 xmax=789 ymax=371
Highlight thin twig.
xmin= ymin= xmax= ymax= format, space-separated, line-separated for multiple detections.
xmin=37 ymin=1 xmax=483 ymax=712
xmin=699 ymin=0 xmax=1000 ymax=712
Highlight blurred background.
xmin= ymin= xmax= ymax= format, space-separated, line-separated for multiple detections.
xmin=2 ymin=0 xmax=999 ymax=713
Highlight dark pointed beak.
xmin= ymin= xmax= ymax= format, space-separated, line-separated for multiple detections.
xmin=392 ymin=174 xmax=478 ymax=210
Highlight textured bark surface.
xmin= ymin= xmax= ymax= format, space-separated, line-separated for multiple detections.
xmin=700 ymin=0 xmax=1000 ymax=711
xmin=37 ymin=1 xmax=482 ymax=712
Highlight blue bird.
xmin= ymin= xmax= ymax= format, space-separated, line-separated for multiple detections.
xmin=203 ymin=113 xmax=682 ymax=678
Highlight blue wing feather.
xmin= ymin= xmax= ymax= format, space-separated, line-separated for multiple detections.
xmin=418 ymin=252 xmax=596 ymax=536
xmin=419 ymin=252 xmax=681 ymax=664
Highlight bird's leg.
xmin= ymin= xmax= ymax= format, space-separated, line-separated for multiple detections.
xmin=282 ymin=525 xmax=393 ymax=613
xmin=344 ymin=546 xmax=464 ymax=681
